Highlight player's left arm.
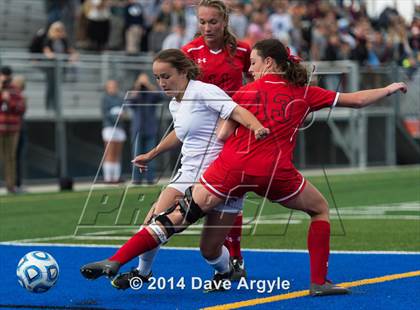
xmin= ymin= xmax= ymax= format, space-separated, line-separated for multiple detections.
xmin=337 ymin=82 xmax=407 ymax=109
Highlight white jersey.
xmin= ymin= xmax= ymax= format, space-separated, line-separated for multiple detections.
xmin=169 ymin=80 xmax=237 ymax=171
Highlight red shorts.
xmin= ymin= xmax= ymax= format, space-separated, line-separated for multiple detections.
xmin=200 ymin=158 xmax=306 ymax=204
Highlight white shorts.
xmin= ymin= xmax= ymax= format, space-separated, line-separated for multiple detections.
xmin=167 ymin=167 xmax=243 ymax=214
xmin=102 ymin=127 xmax=126 ymax=142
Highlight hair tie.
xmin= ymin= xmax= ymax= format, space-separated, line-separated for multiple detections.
xmin=286 ymin=47 xmax=302 ymax=64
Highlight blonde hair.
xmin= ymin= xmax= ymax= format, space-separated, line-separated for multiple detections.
xmin=198 ymin=0 xmax=237 ymax=55
xmin=47 ymin=21 xmax=66 ymax=40
xmin=12 ymin=75 xmax=26 ymax=91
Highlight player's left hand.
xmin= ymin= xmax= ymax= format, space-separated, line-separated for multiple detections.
xmin=254 ymin=127 xmax=270 ymax=140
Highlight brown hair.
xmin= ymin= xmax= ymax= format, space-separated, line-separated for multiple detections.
xmin=198 ymin=0 xmax=237 ymax=55
xmin=253 ymin=39 xmax=308 ymax=86
xmin=153 ymin=49 xmax=200 ymax=80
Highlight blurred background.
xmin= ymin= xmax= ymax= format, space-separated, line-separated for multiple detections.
xmin=0 ymin=0 xmax=419 ymax=191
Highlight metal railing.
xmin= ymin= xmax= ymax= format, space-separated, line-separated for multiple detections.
xmin=0 ymin=51 xmax=417 ymax=181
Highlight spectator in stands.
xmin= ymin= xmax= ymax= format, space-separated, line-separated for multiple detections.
xmin=12 ymin=76 xmax=27 ymax=193
xmin=42 ymin=21 xmax=79 ymax=111
xmin=171 ymin=0 xmax=186 ymax=29
xmin=0 ymin=67 xmax=25 ymax=194
xmin=269 ymin=0 xmax=293 ymax=43
xmin=162 ymin=19 xmax=188 ymax=50
xmin=310 ymin=19 xmax=328 ymax=61
xmin=45 ymin=0 xmax=63 ymax=25
xmin=184 ymin=0 xmax=198 ymax=42
xmin=45 ymin=0 xmax=80 ymax=47
xmin=324 ymin=34 xmax=343 ymax=61
xmin=155 ymin=0 xmax=172 ymax=30
xmin=107 ymin=0 xmax=126 ymax=50
xmin=43 ymin=22 xmax=79 ymax=61
xmin=350 ymin=19 xmax=370 ymax=65
xmin=148 ymin=19 xmax=170 ymax=54
xmin=243 ymin=23 xmax=264 ymax=48
xmin=124 ymin=0 xmax=146 ymax=55
xmin=409 ymin=13 xmax=420 ymax=57
xmin=127 ymin=73 xmax=161 ymax=185
xmin=101 ymin=80 xmax=126 ymax=183
xmin=229 ymin=2 xmax=248 ymax=39
xmin=84 ymin=0 xmax=111 ymax=51
xmin=139 ymin=0 xmax=169 ymax=52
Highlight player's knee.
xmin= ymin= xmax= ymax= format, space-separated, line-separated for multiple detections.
xmin=200 ymin=243 xmax=220 ymax=261
xmin=149 ymin=214 xmax=174 ymax=243
xmin=306 ymin=196 xmax=329 ymax=217
xmin=150 ymin=188 xmax=206 ymax=242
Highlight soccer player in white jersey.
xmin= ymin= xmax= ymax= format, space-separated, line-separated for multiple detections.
xmin=114 ymin=1 xmax=251 ymax=289
xmin=182 ymin=0 xmax=252 ymax=277
xmin=81 ymin=49 xmax=269 ymax=291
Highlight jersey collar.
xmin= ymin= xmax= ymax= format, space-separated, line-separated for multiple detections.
xmin=261 ymin=74 xmax=288 ymax=84
xmin=199 ymin=36 xmax=224 ymax=54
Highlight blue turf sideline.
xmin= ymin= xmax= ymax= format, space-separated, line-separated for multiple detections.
xmin=1 ymin=244 xmax=419 ymax=309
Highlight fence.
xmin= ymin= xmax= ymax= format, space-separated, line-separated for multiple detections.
xmin=0 ymin=51 xmax=418 ymax=183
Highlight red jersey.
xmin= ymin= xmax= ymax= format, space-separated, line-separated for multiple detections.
xmin=218 ymin=74 xmax=339 ymax=177
xmin=182 ymin=36 xmax=251 ymax=95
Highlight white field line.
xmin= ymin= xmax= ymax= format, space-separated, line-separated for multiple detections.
xmin=4 ymin=202 xmax=418 ymax=243
xmin=1 ymin=242 xmax=419 ymax=255
xmin=3 ymin=235 xmax=75 ymax=243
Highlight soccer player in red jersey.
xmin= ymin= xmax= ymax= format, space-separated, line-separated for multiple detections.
xmin=182 ymin=0 xmax=251 ymax=276
xmin=181 ymin=1 xmax=250 ymax=95
xmin=191 ymin=39 xmax=407 ymax=295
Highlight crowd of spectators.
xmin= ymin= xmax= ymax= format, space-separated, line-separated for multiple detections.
xmin=39 ymin=0 xmax=420 ymax=72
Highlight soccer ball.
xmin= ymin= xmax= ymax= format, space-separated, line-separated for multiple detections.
xmin=16 ymin=251 xmax=59 ymax=293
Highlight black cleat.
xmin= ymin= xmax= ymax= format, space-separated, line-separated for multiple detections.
xmin=80 ymin=259 xmax=121 ymax=280
xmin=310 ymin=280 xmax=350 ymax=296
xmin=204 ymin=262 xmax=234 ymax=293
xmin=230 ymin=257 xmax=246 ymax=281
xmin=111 ymin=269 xmax=152 ymax=290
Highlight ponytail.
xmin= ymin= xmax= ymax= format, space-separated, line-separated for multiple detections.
xmin=284 ymin=62 xmax=308 ymax=87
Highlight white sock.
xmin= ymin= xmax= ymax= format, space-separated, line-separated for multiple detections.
xmin=204 ymin=245 xmax=230 ymax=274
xmin=137 ymin=246 xmax=160 ymax=276
xmin=112 ymin=162 xmax=121 ymax=182
xmin=103 ymin=162 xmax=112 ymax=182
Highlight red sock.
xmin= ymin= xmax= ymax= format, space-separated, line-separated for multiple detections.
xmin=110 ymin=228 xmax=159 ymax=265
xmin=307 ymin=220 xmax=330 ymax=285
xmin=224 ymin=213 xmax=243 ymax=259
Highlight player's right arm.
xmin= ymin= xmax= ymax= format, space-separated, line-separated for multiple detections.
xmin=229 ymin=105 xmax=270 ymax=140
xmin=132 ymin=129 xmax=181 ymax=169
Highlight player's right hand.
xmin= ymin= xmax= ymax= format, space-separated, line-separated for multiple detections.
xmin=131 ymin=153 xmax=153 ymax=172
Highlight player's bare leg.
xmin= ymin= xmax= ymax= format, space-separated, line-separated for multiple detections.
xmin=282 ymin=181 xmax=350 ymax=296
xmin=111 ymin=187 xmax=183 ymax=289
xmin=81 ymin=187 xmax=206 ymax=281
xmin=200 ymin=211 xmax=238 ymax=292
